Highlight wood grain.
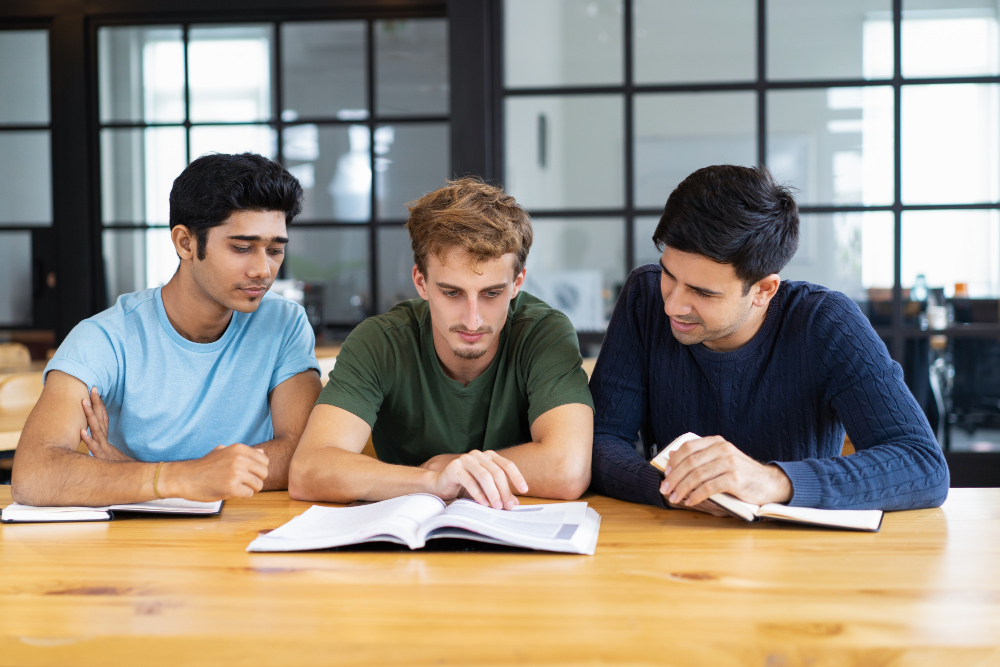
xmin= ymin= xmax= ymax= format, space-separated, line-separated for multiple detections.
xmin=1 ymin=487 xmax=998 ymax=666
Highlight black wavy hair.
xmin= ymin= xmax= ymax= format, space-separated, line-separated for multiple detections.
xmin=168 ymin=152 xmax=303 ymax=260
xmin=653 ymin=165 xmax=799 ymax=294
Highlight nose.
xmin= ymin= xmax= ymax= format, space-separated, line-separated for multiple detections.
xmin=462 ymin=295 xmax=484 ymax=332
xmin=662 ymin=283 xmax=692 ymax=318
xmin=247 ymin=248 xmax=272 ymax=279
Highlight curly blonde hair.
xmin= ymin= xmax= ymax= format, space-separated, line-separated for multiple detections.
xmin=406 ymin=177 xmax=533 ymax=277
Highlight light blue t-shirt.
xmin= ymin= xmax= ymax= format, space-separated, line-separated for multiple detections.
xmin=45 ymin=287 xmax=320 ymax=462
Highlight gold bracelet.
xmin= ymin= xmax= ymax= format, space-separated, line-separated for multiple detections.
xmin=153 ymin=462 xmax=165 ymax=500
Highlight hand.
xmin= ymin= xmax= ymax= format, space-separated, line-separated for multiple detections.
xmin=430 ymin=450 xmax=528 ymax=510
xmin=158 ymin=444 xmax=270 ymax=501
xmin=80 ymin=387 xmax=134 ymax=462
xmin=659 ymin=436 xmax=792 ymax=508
xmin=419 ymin=453 xmax=460 ymax=473
xmin=665 ymin=496 xmax=734 ymax=518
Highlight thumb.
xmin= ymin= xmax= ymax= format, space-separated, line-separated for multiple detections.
xmin=213 ymin=444 xmax=226 ymax=451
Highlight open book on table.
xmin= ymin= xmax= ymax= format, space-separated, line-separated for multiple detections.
xmin=650 ymin=433 xmax=883 ymax=532
xmin=246 ymin=494 xmax=601 ymax=555
xmin=1 ymin=498 xmax=223 ymax=523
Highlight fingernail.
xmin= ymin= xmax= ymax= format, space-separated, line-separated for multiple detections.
xmin=664 ymin=466 xmax=672 ymax=475
xmin=669 ymin=492 xmax=678 ymax=503
xmin=662 ymin=482 xmax=671 ymax=494
xmin=84 ymin=400 xmax=92 ymax=408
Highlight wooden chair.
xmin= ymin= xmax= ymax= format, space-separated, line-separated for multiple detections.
xmin=0 ymin=372 xmax=44 ymax=412
xmin=0 ymin=342 xmax=31 ymax=369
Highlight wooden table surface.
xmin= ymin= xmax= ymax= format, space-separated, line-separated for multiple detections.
xmin=1 ymin=487 xmax=999 ymax=666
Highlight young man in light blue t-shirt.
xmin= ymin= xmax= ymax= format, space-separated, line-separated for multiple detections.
xmin=12 ymin=153 xmax=322 ymax=507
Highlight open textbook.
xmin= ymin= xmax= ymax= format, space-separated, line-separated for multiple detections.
xmin=650 ymin=433 xmax=883 ymax=532
xmin=1 ymin=498 xmax=223 ymax=523
xmin=247 ymin=494 xmax=602 ymax=555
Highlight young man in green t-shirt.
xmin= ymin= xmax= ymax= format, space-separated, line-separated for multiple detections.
xmin=289 ymin=178 xmax=594 ymax=510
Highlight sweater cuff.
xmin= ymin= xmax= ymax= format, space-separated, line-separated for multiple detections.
xmin=638 ymin=463 xmax=668 ymax=508
xmin=771 ymin=460 xmax=823 ymax=508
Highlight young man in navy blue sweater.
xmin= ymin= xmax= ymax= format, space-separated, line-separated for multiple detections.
xmin=590 ymin=165 xmax=948 ymax=512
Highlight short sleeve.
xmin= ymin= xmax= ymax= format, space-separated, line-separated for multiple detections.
xmin=269 ymin=307 xmax=321 ymax=393
xmin=520 ymin=311 xmax=595 ymax=425
xmin=44 ymin=321 xmax=121 ymax=400
xmin=315 ymin=318 xmax=393 ymax=427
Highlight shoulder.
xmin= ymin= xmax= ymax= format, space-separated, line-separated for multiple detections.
xmin=67 ymin=288 xmax=158 ymax=343
xmin=777 ymin=281 xmax=870 ymax=331
xmin=341 ymin=299 xmax=422 ymax=353
xmin=509 ymin=290 xmax=577 ymax=339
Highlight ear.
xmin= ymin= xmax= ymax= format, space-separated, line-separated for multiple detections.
xmin=752 ymin=274 xmax=781 ymax=308
xmin=412 ymin=265 xmax=429 ymax=301
xmin=511 ymin=267 xmax=526 ymax=298
xmin=172 ymin=225 xmax=196 ymax=261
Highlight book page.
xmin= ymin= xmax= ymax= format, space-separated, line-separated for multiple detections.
xmin=418 ymin=500 xmax=598 ymax=554
xmin=758 ymin=504 xmax=883 ymax=532
xmin=246 ymin=494 xmax=446 ymax=552
xmin=109 ymin=499 xmax=223 ymax=514
xmin=1 ymin=503 xmax=111 ymax=523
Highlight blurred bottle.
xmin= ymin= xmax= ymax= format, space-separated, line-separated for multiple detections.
xmin=911 ymin=274 xmax=928 ymax=302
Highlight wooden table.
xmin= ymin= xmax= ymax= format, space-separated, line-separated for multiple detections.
xmin=1 ymin=488 xmax=998 ymax=666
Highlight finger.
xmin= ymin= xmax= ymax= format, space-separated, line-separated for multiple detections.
xmin=242 ymin=470 xmax=265 ymax=493
xmin=663 ymin=441 xmax=729 ymax=495
xmin=90 ymin=387 xmax=109 ymax=431
xmin=455 ymin=467 xmax=489 ymax=506
xmin=213 ymin=444 xmax=226 ymax=451
xmin=465 ymin=458 xmax=504 ymax=510
xmin=80 ymin=428 xmax=101 ymax=455
xmin=81 ymin=398 xmax=102 ymax=436
xmin=665 ymin=436 xmax=727 ymax=470
xmin=244 ymin=456 xmax=269 ymax=481
xmin=475 ymin=452 xmax=516 ymax=509
xmin=488 ymin=451 xmax=528 ymax=495
xmin=670 ymin=459 xmax=730 ymax=506
xmin=686 ymin=472 xmax=737 ymax=508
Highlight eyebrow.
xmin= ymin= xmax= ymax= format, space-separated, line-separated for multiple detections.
xmin=658 ymin=259 xmax=724 ymax=296
xmin=227 ymin=234 xmax=289 ymax=244
xmin=435 ymin=281 xmax=508 ymax=292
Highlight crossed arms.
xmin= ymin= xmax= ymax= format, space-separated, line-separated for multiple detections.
xmin=11 ymin=369 xmax=321 ymax=507
xmin=288 ymin=402 xmax=593 ymax=509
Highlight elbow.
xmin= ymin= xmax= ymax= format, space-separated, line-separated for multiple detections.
xmin=548 ymin=461 xmax=592 ymax=501
xmin=286 ymin=458 xmax=312 ymax=501
xmin=10 ymin=455 xmax=43 ymax=506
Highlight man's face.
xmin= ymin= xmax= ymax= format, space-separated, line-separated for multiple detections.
xmin=658 ymin=246 xmax=757 ymax=348
xmin=414 ymin=247 xmax=525 ymax=362
xmin=182 ymin=210 xmax=288 ymax=313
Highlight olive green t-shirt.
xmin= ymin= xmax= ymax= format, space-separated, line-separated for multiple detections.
xmin=317 ymin=291 xmax=594 ymax=466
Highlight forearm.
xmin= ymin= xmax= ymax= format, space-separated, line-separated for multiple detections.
xmin=253 ymin=436 xmax=296 ymax=491
xmin=498 ymin=440 xmax=590 ymax=500
xmin=289 ymin=446 xmax=436 ymax=503
xmin=11 ymin=445 xmax=159 ymax=507
xmin=774 ymin=438 xmax=949 ymax=511
xmin=591 ymin=434 xmax=666 ymax=507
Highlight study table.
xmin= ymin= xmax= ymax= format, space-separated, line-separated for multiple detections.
xmin=1 ymin=487 xmax=998 ymax=666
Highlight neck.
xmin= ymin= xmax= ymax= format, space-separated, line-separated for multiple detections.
xmin=702 ymin=302 xmax=770 ymax=353
xmin=431 ymin=327 xmax=501 ymax=387
xmin=160 ymin=268 xmax=234 ymax=344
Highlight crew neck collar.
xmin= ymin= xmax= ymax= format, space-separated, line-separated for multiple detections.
xmin=154 ymin=286 xmax=241 ymax=353
xmin=420 ymin=301 xmax=509 ymax=393
xmin=688 ymin=286 xmax=784 ymax=364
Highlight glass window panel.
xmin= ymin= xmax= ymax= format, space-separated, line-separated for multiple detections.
xmin=524 ymin=218 xmax=625 ymax=331
xmin=375 ymin=19 xmax=448 ymax=116
xmin=633 ymin=0 xmax=754 ymax=84
xmin=101 ymin=127 xmax=187 ymax=225
xmin=281 ymin=22 xmax=367 ymax=122
xmin=902 ymin=210 xmax=1000 ymax=303
xmin=378 ymin=226 xmax=419 ymax=312
xmin=768 ymin=0 xmax=893 ymax=80
xmin=285 ymin=124 xmax=373 ymax=223
xmin=781 ymin=212 xmax=895 ymax=324
xmin=188 ymin=25 xmax=273 ymax=123
xmin=902 ymin=84 xmax=1000 ymax=205
xmin=102 ymin=229 xmax=177 ymax=305
xmin=767 ymin=87 xmax=894 ymax=206
xmin=189 ymin=125 xmax=276 ymax=161
xmin=0 ymin=131 xmax=52 ymax=226
xmin=902 ymin=2 xmax=1000 ymax=78
xmin=0 ymin=232 xmax=31 ymax=326
xmin=634 ymin=216 xmax=661 ymax=268
xmin=505 ymin=0 xmax=622 ymax=87
xmin=98 ymin=26 xmax=184 ymax=124
xmin=285 ymin=228 xmax=369 ymax=325
xmin=375 ymin=123 xmax=449 ymax=221
xmin=634 ymin=92 xmax=755 ymax=209
xmin=506 ymin=95 xmax=624 ymax=210
xmin=0 ymin=30 xmax=49 ymax=124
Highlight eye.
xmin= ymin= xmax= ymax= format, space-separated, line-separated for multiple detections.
xmin=443 ymin=290 xmax=460 ymax=298
xmin=233 ymin=245 xmax=251 ymax=254
xmin=485 ymin=291 xmax=502 ymax=298
xmin=267 ymin=247 xmax=284 ymax=256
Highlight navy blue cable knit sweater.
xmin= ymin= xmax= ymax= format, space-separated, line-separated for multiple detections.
xmin=589 ymin=265 xmax=949 ymax=510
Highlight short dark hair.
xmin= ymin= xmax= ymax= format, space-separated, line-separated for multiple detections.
xmin=169 ymin=152 xmax=303 ymax=260
xmin=652 ymin=165 xmax=799 ymax=294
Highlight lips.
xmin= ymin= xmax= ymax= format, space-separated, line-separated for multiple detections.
xmin=457 ymin=331 xmax=485 ymax=343
xmin=670 ymin=318 xmax=700 ymax=333
xmin=240 ymin=286 xmax=268 ymax=298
